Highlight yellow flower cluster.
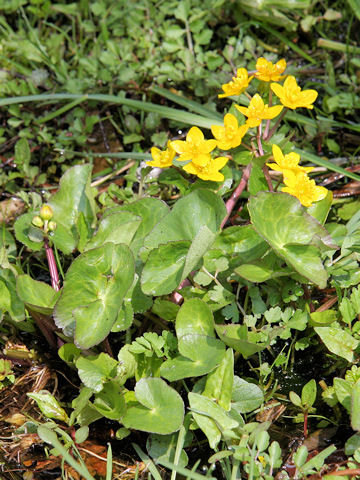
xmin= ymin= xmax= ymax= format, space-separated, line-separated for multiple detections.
xmin=267 ymin=145 xmax=327 ymax=207
xmin=147 ymin=57 xmax=321 ymax=188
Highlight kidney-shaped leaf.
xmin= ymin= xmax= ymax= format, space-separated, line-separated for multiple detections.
xmin=122 ymin=378 xmax=184 ymax=434
xmin=54 ymin=243 xmax=135 ymax=348
xmin=248 ymin=192 xmax=337 ymax=288
xmin=176 ymin=298 xmax=215 ymax=338
xmin=144 ymin=189 xmax=226 ymax=251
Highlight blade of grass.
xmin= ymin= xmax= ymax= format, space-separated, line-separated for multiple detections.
xmin=106 ymin=443 xmax=112 ymax=480
xmin=55 ymin=149 xmax=152 ymax=160
xmin=150 ymin=85 xmax=223 ymax=121
xmin=294 ymin=148 xmax=360 ymax=181
xmin=37 ymin=426 xmax=96 ymax=480
xmin=346 ymin=0 xmax=360 ymax=20
xmin=171 ymin=414 xmax=191 ymax=480
xmin=132 ymin=443 xmax=163 ymax=480
xmin=317 ymin=38 xmax=360 ymax=54
xmin=38 ymin=96 xmax=88 ymax=123
xmin=256 ymin=22 xmax=316 ymax=64
xmin=0 ymin=93 xmax=220 ymax=129
xmin=159 ymin=460 xmax=216 ymax=480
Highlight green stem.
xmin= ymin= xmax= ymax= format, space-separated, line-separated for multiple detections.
xmin=264 ymin=108 xmax=288 ymax=141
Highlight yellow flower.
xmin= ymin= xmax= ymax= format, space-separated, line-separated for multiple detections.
xmin=218 ymin=68 xmax=254 ymax=98
xmin=171 ymin=127 xmax=217 ymax=167
xmin=211 ymin=114 xmax=249 ymax=150
xmin=282 ymin=170 xmax=328 ymax=207
xmin=235 ymin=94 xmax=283 ymax=128
xmin=255 ymin=57 xmax=287 ymax=82
xmin=267 ymin=144 xmax=314 ymax=175
xmin=147 ymin=141 xmax=176 ymax=168
xmin=183 ymin=156 xmax=229 ymax=182
xmin=271 ymin=76 xmax=318 ymax=110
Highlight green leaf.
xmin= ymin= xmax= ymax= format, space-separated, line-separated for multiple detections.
xmin=188 ymin=392 xmax=238 ymax=449
xmin=334 ymin=377 xmax=352 ymax=412
xmin=214 ymin=323 xmax=269 ymax=358
xmin=144 ymin=189 xmax=226 ymax=251
xmin=146 ymin=433 xmax=188 ymax=468
xmin=315 ymin=326 xmax=359 ymax=362
xmin=48 ymin=164 xmax=96 ymax=254
xmin=27 ymin=391 xmax=69 ymax=423
xmin=92 ymin=381 xmax=126 ymax=420
xmin=248 ymin=192 xmax=337 ymax=288
xmin=176 ymin=298 xmax=215 ymax=338
xmin=16 ymin=274 xmax=60 ymax=315
xmin=76 ymin=353 xmax=118 ymax=393
xmin=15 ymin=137 xmax=30 ymax=168
xmin=14 ymin=213 xmax=43 ymax=251
xmin=160 ymin=335 xmax=225 ymax=381
xmin=301 ymin=379 xmax=317 ymax=408
xmin=248 ymin=163 xmax=268 ymax=195
xmin=122 ymin=378 xmax=184 ymax=434
xmin=181 ymin=226 xmax=216 ymax=282
xmin=54 ymin=243 xmax=135 ymax=348
xmin=58 ymin=343 xmax=81 ymax=365
xmin=141 ymin=241 xmax=190 ymax=296
xmin=307 ymin=190 xmax=333 ymax=225
xmin=84 ymin=211 xmax=142 ymax=251
xmin=203 ymin=349 xmax=234 ymax=411
xmin=231 ymin=376 xmax=264 ymax=413
xmin=309 ymin=309 xmax=337 ymax=327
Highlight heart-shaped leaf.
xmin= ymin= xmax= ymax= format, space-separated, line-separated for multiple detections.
xmin=17 ymin=274 xmax=60 ymax=315
xmin=122 ymin=378 xmax=184 ymax=434
xmin=54 ymin=243 xmax=135 ymax=348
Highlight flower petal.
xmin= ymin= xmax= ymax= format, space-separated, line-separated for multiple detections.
xmin=224 ymin=113 xmax=238 ymax=129
xmin=263 ymin=104 xmax=283 ymax=119
xmin=187 ymin=126 xmax=204 ymax=144
xmin=235 ymin=105 xmax=249 ymax=116
xmin=202 ymin=139 xmax=217 ymax=154
xmin=170 ymin=140 xmax=187 ymax=154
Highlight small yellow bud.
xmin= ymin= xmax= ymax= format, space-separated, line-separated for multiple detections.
xmin=40 ymin=204 xmax=53 ymax=221
xmin=48 ymin=220 xmax=57 ymax=231
xmin=32 ymin=215 xmax=44 ymax=228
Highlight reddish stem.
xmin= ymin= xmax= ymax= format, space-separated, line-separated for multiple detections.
xmin=44 ymin=238 xmax=60 ymax=292
xmin=303 ymin=409 xmax=308 ymax=438
xmin=221 ymin=163 xmax=252 ymax=229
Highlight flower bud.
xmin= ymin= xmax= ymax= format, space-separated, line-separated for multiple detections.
xmin=48 ymin=221 xmax=57 ymax=231
xmin=32 ymin=215 xmax=44 ymax=228
xmin=40 ymin=204 xmax=53 ymax=221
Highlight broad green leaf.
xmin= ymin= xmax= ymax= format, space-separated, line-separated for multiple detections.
xmin=212 ymin=225 xmax=268 ymax=262
xmin=248 ymin=163 xmax=268 ymax=195
xmin=248 ymin=192 xmax=336 ymax=288
xmin=109 ymin=197 xmax=169 ymax=255
xmin=92 ymin=381 xmax=126 ymax=420
xmin=14 ymin=213 xmax=43 ymax=251
xmin=214 ymin=324 xmax=269 ymax=359
xmin=188 ymin=393 xmax=238 ymax=449
xmin=76 ymin=353 xmax=118 ymax=393
xmin=58 ymin=343 xmax=81 ymax=365
xmin=27 ymin=391 xmax=69 ymax=423
xmin=15 ymin=137 xmax=30 ymax=168
xmin=48 ymin=164 xmax=96 ymax=254
xmin=160 ymin=335 xmax=225 ymax=381
xmin=122 ymin=378 xmax=184 ymax=434
xmin=176 ymin=298 xmax=215 ymax=338
xmin=141 ymin=241 xmax=190 ymax=296
xmin=203 ymin=349 xmax=234 ymax=411
xmin=84 ymin=211 xmax=142 ymax=251
xmin=315 ymin=326 xmax=359 ymax=362
xmin=54 ymin=243 xmax=135 ymax=348
xmin=16 ymin=274 xmax=60 ymax=315
xmin=144 ymin=189 xmax=226 ymax=250
xmin=231 ymin=376 xmax=264 ymax=413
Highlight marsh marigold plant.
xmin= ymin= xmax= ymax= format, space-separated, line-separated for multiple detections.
xmin=147 ymin=56 xmax=326 ymax=209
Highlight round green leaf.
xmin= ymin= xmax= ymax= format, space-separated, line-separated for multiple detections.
xmin=122 ymin=378 xmax=184 ymax=434
xmin=231 ymin=376 xmax=264 ymax=413
xmin=54 ymin=243 xmax=135 ymax=348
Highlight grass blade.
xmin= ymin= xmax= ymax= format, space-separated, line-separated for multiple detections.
xmin=159 ymin=460 xmax=216 ymax=480
xmin=294 ymin=148 xmax=360 ymax=181
xmin=0 ymin=93 xmax=220 ymax=129
xmin=132 ymin=443 xmax=163 ymax=480
xmin=106 ymin=443 xmax=112 ymax=480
